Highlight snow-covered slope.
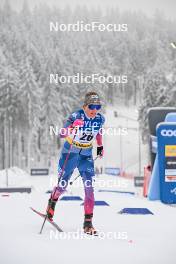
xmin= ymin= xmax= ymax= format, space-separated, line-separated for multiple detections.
xmin=0 ymin=174 xmax=176 ymax=264
xmin=0 ymin=167 xmax=31 ymax=187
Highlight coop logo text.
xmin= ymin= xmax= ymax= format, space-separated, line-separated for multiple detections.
xmin=170 ymin=188 xmax=176 ymax=195
xmin=161 ymin=130 xmax=176 ymax=137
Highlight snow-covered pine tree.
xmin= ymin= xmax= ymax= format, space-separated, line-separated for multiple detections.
xmin=18 ymin=56 xmax=42 ymax=171
xmin=139 ymin=69 xmax=169 ymax=141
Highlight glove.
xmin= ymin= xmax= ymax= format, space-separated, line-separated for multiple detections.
xmin=72 ymin=119 xmax=84 ymax=127
xmin=97 ymin=146 xmax=104 ymax=157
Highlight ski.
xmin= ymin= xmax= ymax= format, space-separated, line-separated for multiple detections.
xmin=30 ymin=207 xmax=63 ymax=232
xmin=30 ymin=207 xmax=98 ymax=236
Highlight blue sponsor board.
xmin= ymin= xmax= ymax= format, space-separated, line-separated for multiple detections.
xmin=60 ymin=196 xmax=83 ymax=201
xmin=105 ymin=167 xmax=120 ymax=176
xmin=157 ymin=123 xmax=176 ymax=203
xmin=118 ymin=208 xmax=153 ymax=215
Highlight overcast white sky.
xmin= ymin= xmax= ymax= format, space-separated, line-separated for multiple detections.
xmin=1 ymin=0 xmax=176 ymax=20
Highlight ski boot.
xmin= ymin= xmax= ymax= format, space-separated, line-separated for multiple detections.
xmin=46 ymin=198 xmax=57 ymax=221
xmin=83 ymin=214 xmax=97 ymax=235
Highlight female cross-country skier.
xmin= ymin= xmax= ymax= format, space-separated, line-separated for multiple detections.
xmin=46 ymin=91 xmax=105 ymax=235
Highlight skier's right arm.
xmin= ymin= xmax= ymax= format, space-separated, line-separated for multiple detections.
xmin=59 ymin=112 xmax=84 ymax=138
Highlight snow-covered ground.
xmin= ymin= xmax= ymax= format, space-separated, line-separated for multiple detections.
xmin=0 ymin=173 xmax=176 ymax=264
xmin=0 ymin=167 xmax=31 ymax=187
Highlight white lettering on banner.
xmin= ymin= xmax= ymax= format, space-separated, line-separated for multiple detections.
xmin=161 ymin=129 xmax=176 ymax=137
xmin=170 ymin=188 xmax=176 ymax=195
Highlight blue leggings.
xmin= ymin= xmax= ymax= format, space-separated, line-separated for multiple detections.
xmin=51 ymin=152 xmax=95 ymax=214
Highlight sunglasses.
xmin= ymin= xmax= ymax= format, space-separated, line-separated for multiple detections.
xmin=88 ymin=104 xmax=101 ymax=110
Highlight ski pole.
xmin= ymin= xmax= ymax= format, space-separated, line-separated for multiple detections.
xmin=39 ymin=128 xmax=78 ymax=234
xmin=69 ymin=155 xmax=100 ymax=185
